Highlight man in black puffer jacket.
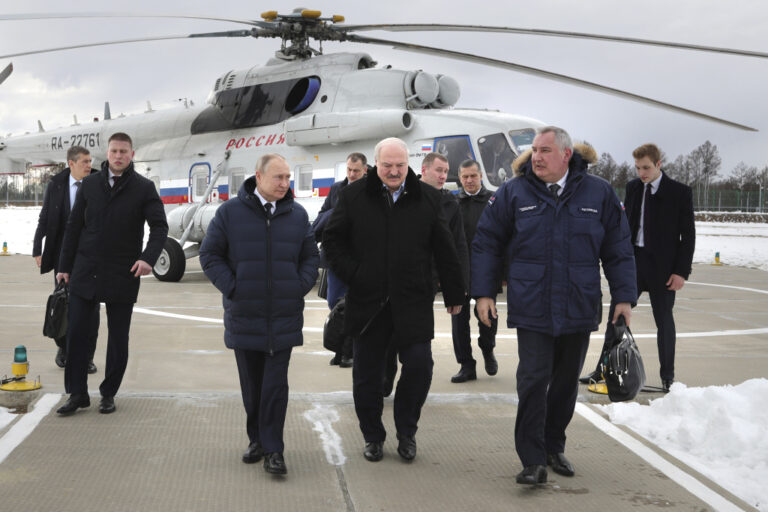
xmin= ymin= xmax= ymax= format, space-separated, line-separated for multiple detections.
xmin=200 ymin=153 xmax=319 ymax=476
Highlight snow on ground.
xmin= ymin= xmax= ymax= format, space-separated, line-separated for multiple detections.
xmin=599 ymin=379 xmax=768 ymax=511
xmin=2 ymin=207 xmax=768 ymax=508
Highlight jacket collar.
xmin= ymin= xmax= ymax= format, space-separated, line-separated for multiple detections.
xmin=458 ymin=185 xmax=489 ymax=200
xmin=100 ymin=160 xmax=135 ymax=187
xmin=365 ymin=166 xmax=422 ymax=200
xmin=239 ymin=176 xmax=294 ymax=216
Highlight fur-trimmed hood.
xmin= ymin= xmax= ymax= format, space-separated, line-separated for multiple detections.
xmin=511 ymin=143 xmax=598 ymax=177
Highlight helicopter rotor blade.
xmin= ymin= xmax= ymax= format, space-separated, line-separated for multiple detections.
xmin=0 ymin=12 xmax=271 ymax=28
xmin=346 ymin=34 xmax=757 ymax=132
xmin=339 ymin=23 xmax=768 ymax=60
xmin=0 ymin=28 xmax=278 ymax=60
xmin=0 ymin=62 xmax=12 ymax=85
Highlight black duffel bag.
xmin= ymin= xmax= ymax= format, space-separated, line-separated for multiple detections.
xmin=43 ymin=281 xmax=69 ymax=339
xmin=323 ymin=297 xmax=345 ymax=353
xmin=600 ymin=315 xmax=646 ymax=402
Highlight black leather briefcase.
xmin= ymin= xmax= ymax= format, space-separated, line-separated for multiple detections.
xmin=43 ymin=281 xmax=69 ymax=339
xmin=601 ymin=316 xmax=646 ymax=402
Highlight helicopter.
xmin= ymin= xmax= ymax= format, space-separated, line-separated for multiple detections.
xmin=0 ymin=8 xmax=765 ymax=282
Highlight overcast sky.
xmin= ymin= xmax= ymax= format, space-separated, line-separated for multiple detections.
xmin=1 ymin=0 xmax=767 ymax=176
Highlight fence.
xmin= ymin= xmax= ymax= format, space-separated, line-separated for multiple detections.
xmin=1 ymin=166 xmax=62 ymax=206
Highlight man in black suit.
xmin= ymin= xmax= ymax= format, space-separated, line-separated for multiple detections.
xmin=580 ymin=143 xmax=695 ymax=392
xmin=312 ymin=152 xmax=367 ymax=368
xmin=56 ymin=132 xmax=168 ymax=415
xmin=32 ymin=146 xmax=98 ymax=373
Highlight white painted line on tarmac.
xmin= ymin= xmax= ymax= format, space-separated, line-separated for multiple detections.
xmin=133 ymin=307 xmax=222 ymax=323
xmin=0 ymin=393 xmax=60 ymax=465
xmin=575 ymin=403 xmax=745 ymax=512
xmin=688 ymin=280 xmax=768 ymax=295
xmin=303 ymin=403 xmax=346 ymax=466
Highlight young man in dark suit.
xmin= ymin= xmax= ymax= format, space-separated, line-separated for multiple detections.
xmin=56 ymin=133 xmax=168 ymax=415
xmin=581 ymin=143 xmax=695 ymax=392
xmin=32 ymin=146 xmax=98 ymax=372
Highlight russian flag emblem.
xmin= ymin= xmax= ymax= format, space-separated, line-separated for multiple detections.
xmin=421 ymin=143 xmax=432 ymax=151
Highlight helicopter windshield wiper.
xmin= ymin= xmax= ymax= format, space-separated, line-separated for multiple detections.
xmin=346 ymin=34 xmax=757 ymax=132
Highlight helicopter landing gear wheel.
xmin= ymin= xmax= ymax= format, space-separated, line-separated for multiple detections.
xmin=153 ymin=238 xmax=186 ymax=282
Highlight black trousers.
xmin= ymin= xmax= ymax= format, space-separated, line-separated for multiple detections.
xmin=66 ymin=293 xmax=132 ymax=397
xmin=234 ymin=347 xmax=292 ymax=454
xmin=515 ymin=328 xmax=590 ymax=467
xmin=353 ymin=304 xmax=433 ymax=442
xmin=600 ymin=247 xmax=677 ymax=381
xmin=450 ymin=296 xmax=497 ymax=367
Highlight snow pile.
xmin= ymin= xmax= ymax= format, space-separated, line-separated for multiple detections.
xmin=694 ymin=222 xmax=768 ymax=272
xmin=0 ymin=206 xmax=38 ymax=256
xmin=600 ymin=379 xmax=768 ymax=510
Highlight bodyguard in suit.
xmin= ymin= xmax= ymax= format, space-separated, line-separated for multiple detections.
xmin=32 ymin=146 xmax=98 ymax=372
xmin=200 ymin=154 xmax=319 ymax=476
xmin=311 ymin=152 xmax=367 ymax=368
xmin=56 ymin=133 xmax=168 ymax=416
xmin=581 ymin=143 xmax=695 ymax=391
xmin=473 ymin=126 xmax=636 ymax=485
xmin=323 ymin=138 xmax=465 ymax=463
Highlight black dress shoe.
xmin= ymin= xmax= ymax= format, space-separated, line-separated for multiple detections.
xmin=55 ymin=347 xmax=67 ymax=368
xmin=450 ymin=366 xmax=477 ymax=383
xmin=339 ymin=356 xmax=353 ymax=368
xmin=263 ymin=452 xmax=287 ymax=475
xmin=482 ymin=349 xmax=498 ymax=376
xmin=662 ymin=379 xmax=674 ymax=393
xmin=396 ymin=433 xmax=417 ymax=461
xmin=363 ymin=441 xmax=384 ymax=462
xmin=330 ymin=354 xmax=341 ymax=366
xmin=56 ymin=394 xmax=90 ymax=415
xmin=579 ymin=368 xmax=603 ymax=384
xmin=99 ymin=396 xmax=116 ymax=414
xmin=516 ymin=464 xmax=547 ymax=485
xmin=547 ymin=453 xmax=575 ymax=476
xmin=242 ymin=442 xmax=264 ymax=463
xmin=87 ymin=360 xmax=98 ymax=374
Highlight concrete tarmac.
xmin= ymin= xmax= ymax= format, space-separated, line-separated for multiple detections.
xmin=1 ymin=254 xmax=765 ymax=511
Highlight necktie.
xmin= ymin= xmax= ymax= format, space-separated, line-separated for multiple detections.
xmin=112 ymin=176 xmax=120 ymax=188
xmin=264 ymin=202 xmax=273 ymax=218
xmin=643 ymin=183 xmax=652 ymax=245
xmin=548 ymin=183 xmax=561 ymax=200
xmin=72 ymin=181 xmax=81 ymax=209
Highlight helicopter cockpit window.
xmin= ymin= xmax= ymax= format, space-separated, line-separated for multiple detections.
xmin=432 ymin=135 xmax=475 ymax=183
xmin=508 ymin=128 xmax=536 ymax=155
xmin=478 ymin=133 xmax=516 ymax=187
xmin=191 ymin=76 xmax=321 ymax=134
xmin=229 ymin=168 xmax=246 ymax=196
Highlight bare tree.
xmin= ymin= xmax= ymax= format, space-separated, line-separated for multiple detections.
xmin=591 ymin=152 xmax=618 ymax=185
xmin=688 ymin=141 xmax=721 ymax=208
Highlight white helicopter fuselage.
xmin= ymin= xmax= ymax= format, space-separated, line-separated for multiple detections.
xmin=0 ymin=51 xmax=545 ymax=280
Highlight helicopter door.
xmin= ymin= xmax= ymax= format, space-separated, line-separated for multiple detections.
xmin=293 ymin=164 xmax=314 ymax=198
xmin=189 ymin=163 xmax=212 ymax=203
xmin=478 ymin=133 xmax=516 ymax=187
xmin=432 ymin=135 xmax=476 ymax=183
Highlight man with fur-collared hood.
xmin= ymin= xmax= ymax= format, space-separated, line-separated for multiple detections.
xmin=471 ymin=126 xmax=636 ymax=486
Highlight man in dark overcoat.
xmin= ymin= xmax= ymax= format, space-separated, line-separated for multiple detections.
xmin=323 ymin=137 xmax=465 ymax=463
xmin=581 ymin=143 xmax=695 ymax=391
xmin=33 ymin=145 xmax=98 ymax=372
xmin=450 ymin=159 xmax=499 ymax=383
xmin=200 ymin=153 xmax=319 ymax=476
xmin=56 ymin=132 xmax=168 ymax=416
xmin=312 ymin=152 xmax=368 ymax=368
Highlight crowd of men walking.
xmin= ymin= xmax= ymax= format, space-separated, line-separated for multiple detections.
xmin=32 ymin=126 xmax=694 ymax=485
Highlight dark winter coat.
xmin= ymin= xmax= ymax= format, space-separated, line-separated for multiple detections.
xmin=322 ymin=168 xmax=465 ymax=345
xmin=624 ymin=172 xmax=695 ymax=281
xmin=311 ymin=177 xmax=349 ymax=267
xmin=471 ymin=145 xmax=637 ymax=336
xmin=59 ymin=161 xmax=168 ymax=303
xmin=435 ymin=188 xmax=469 ymax=291
xmin=199 ymin=177 xmax=319 ymax=353
xmin=457 ymin=185 xmax=494 ymax=284
xmin=33 ymin=167 xmax=77 ymax=274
